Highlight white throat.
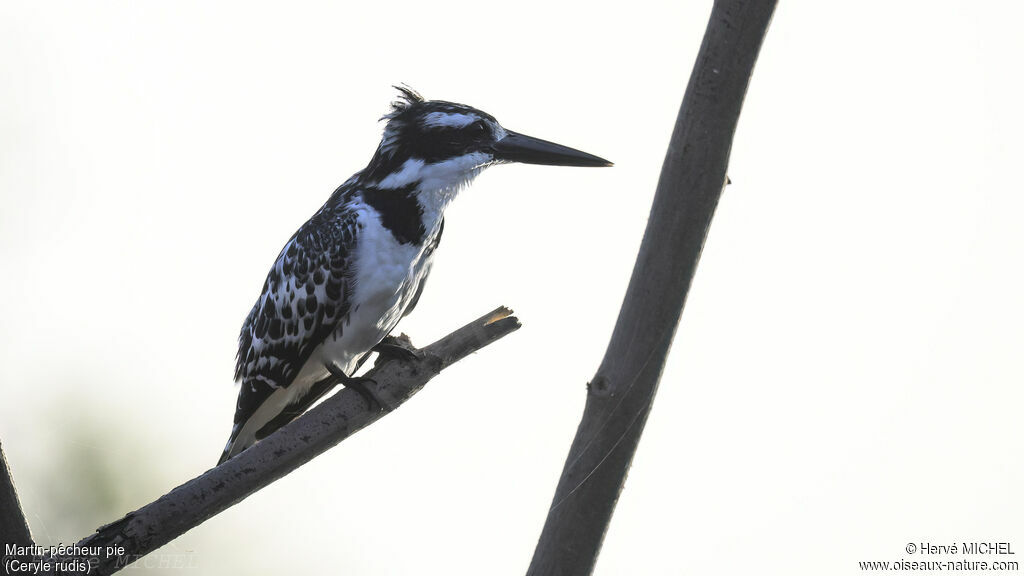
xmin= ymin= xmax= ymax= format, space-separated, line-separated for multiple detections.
xmin=374 ymin=153 xmax=490 ymax=224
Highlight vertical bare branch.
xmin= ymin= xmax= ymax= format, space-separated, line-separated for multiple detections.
xmin=526 ymin=1 xmax=778 ymax=574
xmin=1 ymin=440 xmax=34 ymax=552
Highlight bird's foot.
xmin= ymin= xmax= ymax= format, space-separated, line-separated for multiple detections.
xmin=325 ymin=362 xmax=387 ymax=413
xmin=372 ymin=335 xmax=420 ymax=363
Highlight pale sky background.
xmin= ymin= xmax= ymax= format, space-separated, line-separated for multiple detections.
xmin=1 ymin=1 xmax=1022 ymax=575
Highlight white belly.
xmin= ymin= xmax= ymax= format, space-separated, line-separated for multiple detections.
xmin=292 ymin=207 xmax=438 ymax=387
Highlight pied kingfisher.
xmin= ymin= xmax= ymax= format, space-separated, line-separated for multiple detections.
xmin=219 ymin=87 xmax=611 ymax=464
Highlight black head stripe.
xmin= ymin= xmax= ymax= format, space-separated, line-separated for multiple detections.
xmin=366 ymin=95 xmax=498 ymax=180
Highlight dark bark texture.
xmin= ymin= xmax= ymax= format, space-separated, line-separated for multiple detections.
xmin=1 ymin=441 xmax=34 ymax=565
xmin=526 ymin=2 xmax=778 ymax=575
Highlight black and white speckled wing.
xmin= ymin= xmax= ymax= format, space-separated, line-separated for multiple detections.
xmin=231 ymin=199 xmax=360 ymax=436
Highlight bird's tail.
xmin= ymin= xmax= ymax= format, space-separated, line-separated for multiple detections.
xmin=216 ymin=376 xmax=342 ymax=466
xmin=217 ymin=424 xmax=246 ymax=466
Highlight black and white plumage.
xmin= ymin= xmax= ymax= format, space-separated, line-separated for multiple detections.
xmin=219 ymin=87 xmax=610 ymax=464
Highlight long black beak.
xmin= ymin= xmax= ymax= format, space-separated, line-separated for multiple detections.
xmin=491 ymin=130 xmax=612 ymax=167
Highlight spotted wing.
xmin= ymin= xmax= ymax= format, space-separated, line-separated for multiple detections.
xmin=231 ymin=203 xmax=360 ymax=432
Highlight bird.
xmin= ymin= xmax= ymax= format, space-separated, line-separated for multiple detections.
xmin=218 ymin=86 xmax=611 ymax=464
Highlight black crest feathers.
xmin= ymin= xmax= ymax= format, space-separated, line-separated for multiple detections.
xmin=383 ymin=85 xmax=425 ymax=120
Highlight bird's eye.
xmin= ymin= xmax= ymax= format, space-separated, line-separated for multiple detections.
xmin=470 ymin=121 xmax=487 ymax=136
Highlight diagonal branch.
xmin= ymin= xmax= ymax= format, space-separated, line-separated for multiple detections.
xmin=526 ymin=1 xmax=778 ymax=575
xmin=44 ymin=307 xmax=520 ymax=576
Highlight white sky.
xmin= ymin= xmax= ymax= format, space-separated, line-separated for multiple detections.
xmin=1 ymin=1 xmax=1021 ymax=575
